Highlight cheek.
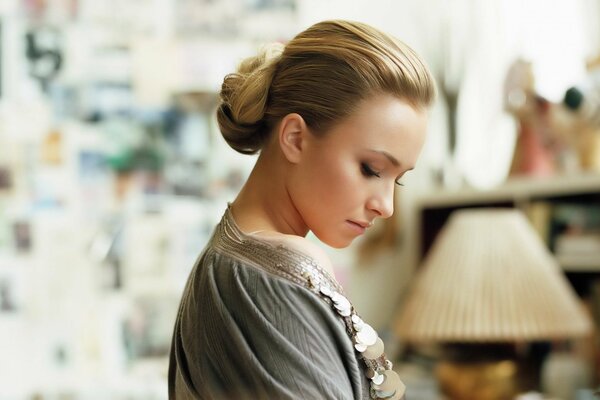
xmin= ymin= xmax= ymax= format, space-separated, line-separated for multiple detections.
xmin=306 ymin=156 xmax=361 ymax=209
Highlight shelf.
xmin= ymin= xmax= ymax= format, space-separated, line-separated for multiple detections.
xmin=415 ymin=173 xmax=600 ymax=266
xmin=417 ymin=173 xmax=600 ymax=208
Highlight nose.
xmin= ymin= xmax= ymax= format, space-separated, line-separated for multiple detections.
xmin=366 ymin=184 xmax=395 ymax=219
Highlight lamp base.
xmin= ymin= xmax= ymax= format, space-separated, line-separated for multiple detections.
xmin=435 ymin=344 xmax=539 ymax=400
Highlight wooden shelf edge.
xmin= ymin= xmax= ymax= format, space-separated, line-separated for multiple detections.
xmin=416 ymin=173 xmax=600 ymax=209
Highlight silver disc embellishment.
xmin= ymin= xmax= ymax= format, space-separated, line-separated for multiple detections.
xmin=356 ymin=324 xmax=377 ymax=346
xmin=371 ymin=371 xmax=384 ymax=385
xmin=374 ymin=389 xmax=397 ymax=398
xmin=362 ymin=337 xmax=385 ymax=359
xmin=337 ymin=306 xmax=351 ymax=317
xmin=372 ymin=370 xmax=405 ymax=398
xmin=354 ymin=342 xmax=367 ymax=352
xmin=319 ymin=285 xmax=332 ymax=297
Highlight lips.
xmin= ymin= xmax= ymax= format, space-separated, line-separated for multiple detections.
xmin=346 ymin=220 xmax=372 ymax=234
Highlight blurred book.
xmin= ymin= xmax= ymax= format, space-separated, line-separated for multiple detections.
xmin=555 ymin=233 xmax=600 ymax=271
xmin=556 ymin=233 xmax=600 ymax=254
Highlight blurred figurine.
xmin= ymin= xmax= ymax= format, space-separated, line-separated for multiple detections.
xmin=562 ymin=55 xmax=600 ymax=172
xmin=503 ymin=59 xmax=556 ymax=177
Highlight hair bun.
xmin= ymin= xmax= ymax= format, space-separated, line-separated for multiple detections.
xmin=217 ymin=43 xmax=284 ymax=154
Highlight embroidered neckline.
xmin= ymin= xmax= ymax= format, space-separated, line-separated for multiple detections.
xmin=213 ymin=204 xmax=344 ymax=294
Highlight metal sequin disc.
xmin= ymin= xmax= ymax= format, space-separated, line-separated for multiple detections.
xmin=363 ymin=337 xmax=384 ymax=359
xmin=387 ymin=383 xmax=406 ymax=400
xmin=335 ymin=301 xmax=352 ymax=315
xmin=354 ymin=343 xmax=367 ymax=352
xmin=352 ymin=316 xmax=364 ymax=331
xmin=371 ymin=372 xmax=384 ymax=385
xmin=356 ymin=324 xmax=377 ymax=346
xmin=375 ymin=389 xmax=397 ymax=398
xmin=373 ymin=370 xmax=405 ymax=397
xmin=338 ymin=306 xmax=351 ymax=317
xmin=333 ymin=296 xmax=351 ymax=310
xmin=319 ymin=286 xmax=332 ymax=297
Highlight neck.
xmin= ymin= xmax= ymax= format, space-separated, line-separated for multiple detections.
xmin=230 ymin=149 xmax=309 ymax=237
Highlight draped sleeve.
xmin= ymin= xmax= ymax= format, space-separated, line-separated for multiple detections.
xmin=168 ymin=249 xmax=369 ymax=400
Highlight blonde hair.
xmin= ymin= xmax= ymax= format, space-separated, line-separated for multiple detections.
xmin=217 ymin=20 xmax=436 ymax=155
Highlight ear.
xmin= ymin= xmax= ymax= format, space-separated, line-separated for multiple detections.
xmin=278 ymin=113 xmax=309 ymax=164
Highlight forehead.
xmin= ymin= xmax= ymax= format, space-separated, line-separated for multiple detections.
xmin=323 ymin=94 xmax=428 ymax=166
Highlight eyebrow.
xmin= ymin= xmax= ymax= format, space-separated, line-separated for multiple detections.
xmin=368 ymin=150 xmax=401 ymax=167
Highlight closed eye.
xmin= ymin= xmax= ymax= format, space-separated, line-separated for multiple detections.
xmin=360 ymin=163 xmax=380 ymax=178
xmin=362 ymin=162 xmax=406 ymax=186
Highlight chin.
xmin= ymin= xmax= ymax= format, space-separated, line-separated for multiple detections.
xmin=317 ymin=233 xmax=355 ymax=249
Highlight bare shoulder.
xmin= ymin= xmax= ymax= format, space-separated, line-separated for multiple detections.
xmin=254 ymin=232 xmax=335 ymax=276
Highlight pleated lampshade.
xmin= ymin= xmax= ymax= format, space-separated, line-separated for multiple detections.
xmin=396 ymin=208 xmax=593 ymax=342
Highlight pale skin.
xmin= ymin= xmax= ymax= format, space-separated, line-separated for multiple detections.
xmin=230 ymin=93 xmax=428 ymax=277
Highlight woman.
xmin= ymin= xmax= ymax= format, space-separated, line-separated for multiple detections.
xmin=169 ymin=20 xmax=435 ymax=400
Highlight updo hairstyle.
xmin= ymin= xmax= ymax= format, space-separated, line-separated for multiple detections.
xmin=217 ymin=20 xmax=436 ymax=155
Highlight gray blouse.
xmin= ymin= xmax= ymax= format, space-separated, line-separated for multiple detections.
xmin=168 ymin=206 xmax=400 ymax=400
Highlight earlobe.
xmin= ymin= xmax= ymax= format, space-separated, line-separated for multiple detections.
xmin=278 ymin=113 xmax=307 ymax=164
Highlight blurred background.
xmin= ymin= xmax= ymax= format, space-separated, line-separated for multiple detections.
xmin=1 ymin=0 xmax=600 ymax=399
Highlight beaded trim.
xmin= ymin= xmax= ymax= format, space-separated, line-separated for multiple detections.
xmin=210 ymin=206 xmax=406 ymax=400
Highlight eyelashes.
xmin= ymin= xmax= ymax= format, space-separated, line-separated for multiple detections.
xmin=361 ymin=162 xmax=380 ymax=178
xmin=360 ymin=163 xmax=404 ymax=186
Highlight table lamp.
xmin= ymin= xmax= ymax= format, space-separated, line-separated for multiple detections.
xmin=395 ymin=208 xmax=593 ymax=399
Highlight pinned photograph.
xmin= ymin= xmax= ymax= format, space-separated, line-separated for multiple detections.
xmin=13 ymin=220 xmax=32 ymax=253
xmin=0 ymin=166 xmax=12 ymax=191
xmin=0 ymin=277 xmax=17 ymax=313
